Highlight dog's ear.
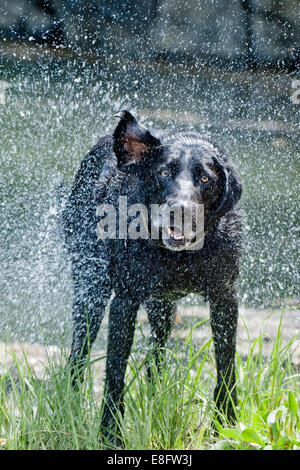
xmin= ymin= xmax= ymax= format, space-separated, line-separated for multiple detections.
xmin=113 ymin=110 xmax=161 ymax=169
xmin=212 ymin=155 xmax=242 ymax=216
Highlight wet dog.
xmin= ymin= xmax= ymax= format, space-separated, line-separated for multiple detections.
xmin=61 ymin=110 xmax=243 ymax=443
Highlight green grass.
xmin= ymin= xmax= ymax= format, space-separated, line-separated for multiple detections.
xmin=0 ymin=312 xmax=299 ymax=450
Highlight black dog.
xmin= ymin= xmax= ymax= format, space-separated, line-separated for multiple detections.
xmin=61 ymin=110 xmax=243 ymax=442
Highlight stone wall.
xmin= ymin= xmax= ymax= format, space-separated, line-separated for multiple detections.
xmin=0 ymin=0 xmax=299 ymax=65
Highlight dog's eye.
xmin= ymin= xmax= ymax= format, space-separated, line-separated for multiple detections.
xmin=161 ymin=169 xmax=170 ymax=177
xmin=201 ymin=174 xmax=210 ymax=183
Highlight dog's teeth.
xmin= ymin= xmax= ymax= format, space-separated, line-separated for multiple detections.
xmin=173 ymin=235 xmax=184 ymax=241
xmin=167 ymin=227 xmax=184 ymax=240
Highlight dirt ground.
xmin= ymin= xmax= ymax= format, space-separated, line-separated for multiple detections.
xmin=0 ymin=304 xmax=299 ymax=385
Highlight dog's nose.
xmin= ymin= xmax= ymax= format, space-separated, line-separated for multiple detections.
xmin=169 ymin=202 xmax=193 ymax=221
xmin=169 ymin=202 xmax=194 ymax=230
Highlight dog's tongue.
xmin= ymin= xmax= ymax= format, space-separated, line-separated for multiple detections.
xmin=171 ymin=226 xmax=185 ymax=240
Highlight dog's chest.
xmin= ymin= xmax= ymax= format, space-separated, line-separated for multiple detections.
xmin=111 ymin=242 xmax=207 ymax=296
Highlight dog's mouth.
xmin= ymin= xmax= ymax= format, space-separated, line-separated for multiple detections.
xmin=166 ymin=226 xmax=186 ymax=247
xmin=148 ymin=204 xmax=205 ymax=251
xmin=162 ymin=224 xmax=201 ymax=251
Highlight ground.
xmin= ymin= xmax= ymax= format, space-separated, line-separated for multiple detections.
xmin=1 ymin=304 xmax=299 ymax=385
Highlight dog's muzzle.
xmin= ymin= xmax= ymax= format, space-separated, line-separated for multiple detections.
xmin=154 ymin=202 xmax=205 ymax=251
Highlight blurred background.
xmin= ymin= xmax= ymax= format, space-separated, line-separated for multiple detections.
xmin=0 ymin=0 xmax=299 ymax=67
xmin=0 ymin=1 xmax=299 ymax=345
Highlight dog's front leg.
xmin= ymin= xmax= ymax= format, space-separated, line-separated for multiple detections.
xmin=101 ymin=295 xmax=139 ymax=446
xmin=209 ymin=286 xmax=238 ymax=424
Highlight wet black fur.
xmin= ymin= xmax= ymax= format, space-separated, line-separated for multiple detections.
xmin=61 ymin=110 xmax=243 ymax=443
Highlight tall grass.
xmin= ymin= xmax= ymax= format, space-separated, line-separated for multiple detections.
xmin=0 ymin=311 xmax=299 ymax=450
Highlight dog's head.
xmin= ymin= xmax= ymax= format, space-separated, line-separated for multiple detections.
xmin=113 ymin=110 xmax=242 ymax=251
